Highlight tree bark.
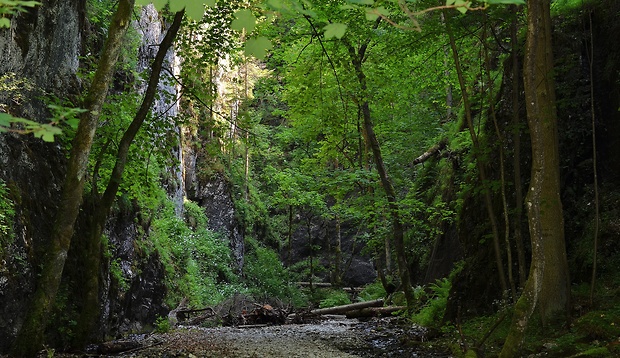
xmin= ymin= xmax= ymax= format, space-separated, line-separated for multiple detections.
xmin=510 ymin=5 xmax=527 ymax=287
xmin=11 ymin=2 xmax=135 ymax=356
xmin=72 ymin=9 xmax=184 ymax=348
xmin=342 ymin=28 xmax=415 ymax=309
xmin=310 ymin=299 xmax=384 ymax=315
xmin=500 ymin=0 xmax=570 ymax=354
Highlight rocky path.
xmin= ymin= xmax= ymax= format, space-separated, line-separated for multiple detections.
xmin=86 ymin=317 xmax=454 ymax=358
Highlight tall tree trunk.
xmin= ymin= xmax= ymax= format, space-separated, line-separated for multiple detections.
xmin=500 ymin=0 xmax=570 ymax=355
xmin=482 ymin=18 xmax=517 ymax=301
xmin=343 ymin=29 xmax=415 ymax=309
xmin=587 ymin=10 xmax=599 ymax=304
xmin=10 ymin=2 xmax=135 ymax=356
xmin=71 ymin=10 xmax=184 ymax=348
xmin=445 ymin=13 xmax=508 ymax=296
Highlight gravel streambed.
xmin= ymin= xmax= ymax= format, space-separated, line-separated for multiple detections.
xmin=87 ymin=316 xmax=454 ymax=358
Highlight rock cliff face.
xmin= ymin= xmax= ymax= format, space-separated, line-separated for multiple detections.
xmin=0 ymin=0 xmax=82 ymax=352
xmin=0 ymin=3 xmax=248 ymax=350
xmin=185 ymin=165 xmax=245 ymax=271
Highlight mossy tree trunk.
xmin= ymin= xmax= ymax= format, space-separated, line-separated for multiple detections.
xmin=11 ymin=1 xmax=136 ymax=356
xmin=72 ymin=10 xmax=184 ymax=348
xmin=500 ymin=0 xmax=570 ymax=355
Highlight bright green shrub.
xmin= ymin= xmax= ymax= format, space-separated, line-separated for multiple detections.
xmin=358 ymin=281 xmax=387 ymax=302
xmin=150 ymin=200 xmax=240 ymax=307
xmin=319 ymin=290 xmax=351 ymax=308
xmin=243 ymin=237 xmax=307 ymax=307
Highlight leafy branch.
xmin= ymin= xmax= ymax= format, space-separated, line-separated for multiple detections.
xmin=0 ymin=0 xmax=40 ymax=28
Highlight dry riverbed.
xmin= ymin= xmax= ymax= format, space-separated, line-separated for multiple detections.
xmin=74 ymin=316 xmax=454 ymax=357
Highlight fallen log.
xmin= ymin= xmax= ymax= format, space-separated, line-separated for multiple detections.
xmin=345 ymin=306 xmax=406 ymax=318
xmin=297 ymin=282 xmax=333 ymax=288
xmin=310 ymin=299 xmax=384 ymax=315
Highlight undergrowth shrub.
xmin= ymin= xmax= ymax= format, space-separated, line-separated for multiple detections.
xmin=358 ymin=281 xmax=387 ymax=302
xmin=319 ymin=290 xmax=351 ymax=308
xmin=411 ymin=277 xmax=451 ymax=327
xmin=243 ymin=237 xmax=307 ymax=307
xmin=150 ymin=199 xmax=241 ymax=307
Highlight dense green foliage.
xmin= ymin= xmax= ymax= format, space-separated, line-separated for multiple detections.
xmin=1 ymin=0 xmax=620 ymax=355
xmin=150 ymin=199 xmax=239 ymax=307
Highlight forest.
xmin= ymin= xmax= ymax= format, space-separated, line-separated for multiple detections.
xmin=0 ymin=0 xmax=619 ymax=356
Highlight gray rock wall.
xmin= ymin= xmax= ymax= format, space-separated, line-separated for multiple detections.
xmin=0 ymin=0 xmax=82 ymax=352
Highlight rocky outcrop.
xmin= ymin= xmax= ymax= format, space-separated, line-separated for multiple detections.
xmin=185 ymin=165 xmax=245 ymax=272
xmin=0 ymin=0 xmax=82 ymax=352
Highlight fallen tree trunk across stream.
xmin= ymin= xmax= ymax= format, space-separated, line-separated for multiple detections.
xmin=345 ymin=306 xmax=406 ymax=318
xmin=310 ymin=299 xmax=384 ymax=315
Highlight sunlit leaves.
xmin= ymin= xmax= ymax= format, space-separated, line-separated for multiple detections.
xmin=0 ymin=113 xmax=62 ymax=142
xmin=135 ymin=0 xmax=213 ymax=20
xmin=446 ymin=0 xmax=471 ymax=14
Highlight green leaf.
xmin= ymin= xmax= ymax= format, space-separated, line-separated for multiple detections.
xmin=0 ymin=18 xmax=11 ymax=28
xmin=484 ymin=0 xmax=525 ymax=4
xmin=266 ymin=0 xmax=284 ymax=10
xmin=231 ymin=9 xmax=256 ymax=33
xmin=185 ymin=1 xmax=206 ymax=20
xmin=365 ymin=10 xmax=379 ymax=21
xmin=244 ymin=37 xmax=272 ymax=59
xmin=323 ymin=23 xmax=347 ymax=39
xmin=0 ymin=113 xmax=12 ymax=127
xmin=348 ymin=0 xmax=374 ymax=4
xmin=454 ymin=0 xmax=469 ymax=13
xmin=169 ymin=1 xmax=185 ymax=13
xmin=365 ymin=6 xmax=390 ymax=21
xmin=152 ymin=0 xmax=168 ymax=11
xmin=32 ymin=125 xmax=62 ymax=142
xmin=19 ymin=1 xmax=40 ymax=7
xmin=65 ymin=118 xmax=80 ymax=129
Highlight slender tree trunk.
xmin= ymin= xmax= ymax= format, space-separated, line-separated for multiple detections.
xmin=482 ymin=18 xmax=517 ymax=301
xmin=308 ymin=215 xmax=314 ymax=291
xmin=334 ymin=212 xmax=342 ymax=286
xmin=501 ymin=0 xmax=570 ymax=354
xmin=287 ymin=204 xmax=293 ymax=266
xmin=445 ymin=13 xmax=508 ymax=296
xmin=10 ymin=2 xmax=135 ymax=356
xmin=510 ymin=5 xmax=527 ymax=287
xmin=343 ymin=30 xmax=415 ymax=309
xmin=71 ymin=10 xmax=184 ymax=348
xmin=587 ymin=10 xmax=599 ymax=304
